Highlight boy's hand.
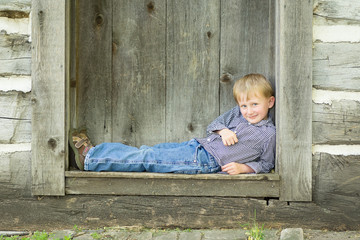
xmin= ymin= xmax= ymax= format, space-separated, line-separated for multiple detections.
xmin=221 ymin=162 xmax=255 ymax=175
xmin=217 ymin=129 xmax=238 ymax=146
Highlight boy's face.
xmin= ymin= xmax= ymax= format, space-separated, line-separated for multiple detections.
xmin=237 ymin=93 xmax=275 ymax=124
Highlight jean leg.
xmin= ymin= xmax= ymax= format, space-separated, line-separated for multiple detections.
xmin=195 ymin=146 xmax=221 ymax=174
xmin=85 ymin=141 xmax=199 ymax=172
xmin=142 ymin=139 xmax=200 ymax=173
xmin=85 ymin=140 xmax=218 ymax=174
xmin=85 ymin=142 xmax=147 ymax=172
xmin=140 ymin=140 xmax=191 ymax=150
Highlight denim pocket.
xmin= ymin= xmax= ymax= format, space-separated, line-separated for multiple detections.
xmin=195 ymin=145 xmax=221 ymax=174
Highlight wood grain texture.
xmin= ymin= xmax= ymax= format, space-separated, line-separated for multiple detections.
xmin=112 ymin=0 xmax=166 ymax=147
xmin=65 ymin=174 xmax=279 ymax=197
xmin=0 ymin=0 xmax=31 ymax=12
xmin=0 ymin=92 xmax=31 ymax=143
xmin=220 ymin=0 xmax=275 ymax=113
xmin=313 ymin=100 xmax=360 ymax=144
xmin=0 ymin=150 xmax=32 ymax=198
xmin=313 ymin=43 xmax=360 ymax=92
xmin=0 ymin=33 xmax=31 ymax=60
xmin=1 ymin=194 xmax=360 ymax=231
xmin=166 ymin=0 xmax=220 ymax=142
xmin=65 ymin=171 xmax=279 ymax=197
xmin=313 ymin=153 xmax=360 ymax=224
xmin=314 ymin=0 xmax=360 ymax=22
xmin=0 ymin=22 xmax=31 ymax=75
xmin=65 ymin=171 xmax=280 ymax=180
xmin=31 ymin=0 xmax=66 ymax=196
xmin=276 ymin=0 xmax=313 ymax=201
xmin=0 ymin=59 xmax=30 ymax=75
xmin=75 ymin=0 xmax=112 ymax=145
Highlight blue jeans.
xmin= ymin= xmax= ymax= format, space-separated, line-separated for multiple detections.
xmin=84 ymin=139 xmax=221 ymax=174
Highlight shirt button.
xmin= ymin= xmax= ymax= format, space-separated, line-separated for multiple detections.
xmin=207 ymin=138 xmax=210 ymax=142
xmin=234 ymin=131 xmax=237 ymax=133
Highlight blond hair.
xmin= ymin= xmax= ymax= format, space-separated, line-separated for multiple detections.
xmin=233 ymin=73 xmax=274 ymax=102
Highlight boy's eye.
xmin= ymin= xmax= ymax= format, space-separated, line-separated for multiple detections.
xmin=241 ymin=105 xmax=247 ymax=108
xmin=252 ymin=103 xmax=258 ymax=106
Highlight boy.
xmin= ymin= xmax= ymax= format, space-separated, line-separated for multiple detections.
xmin=71 ymin=73 xmax=276 ymax=175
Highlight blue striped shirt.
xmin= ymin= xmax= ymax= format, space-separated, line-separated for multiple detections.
xmin=196 ymin=106 xmax=276 ymax=173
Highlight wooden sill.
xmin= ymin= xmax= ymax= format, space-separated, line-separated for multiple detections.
xmin=65 ymin=171 xmax=280 ymax=197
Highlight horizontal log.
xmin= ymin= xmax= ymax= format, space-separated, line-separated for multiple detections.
xmin=0 ymin=33 xmax=31 ymax=59
xmin=1 ymin=193 xmax=359 ymax=231
xmin=0 ymin=92 xmax=31 ymax=143
xmin=0 ymin=33 xmax=31 ymax=75
xmin=0 ymin=0 xmax=31 ymax=12
xmin=65 ymin=171 xmax=280 ymax=198
xmin=312 ymin=153 xmax=360 ymax=223
xmin=314 ymin=0 xmax=360 ymax=22
xmin=0 ymin=148 xmax=31 ymax=198
xmin=0 ymin=59 xmax=31 ymax=75
xmin=313 ymin=100 xmax=360 ymax=144
xmin=313 ymin=43 xmax=360 ymax=91
xmin=65 ymin=171 xmax=280 ymax=180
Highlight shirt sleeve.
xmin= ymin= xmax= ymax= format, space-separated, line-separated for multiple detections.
xmin=245 ymin=134 xmax=276 ymax=173
xmin=206 ymin=106 xmax=240 ymax=136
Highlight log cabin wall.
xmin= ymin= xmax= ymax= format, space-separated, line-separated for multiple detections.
xmin=0 ymin=0 xmax=32 ymax=198
xmin=311 ymin=0 xmax=360 ymax=221
xmin=0 ymin=0 xmax=359 ymax=230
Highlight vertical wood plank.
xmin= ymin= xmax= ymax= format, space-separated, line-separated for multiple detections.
xmin=276 ymin=0 xmax=313 ymax=201
xmin=166 ymin=0 xmax=220 ymax=142
xmin=76 ymin=0 xmax=112 ymax=145
xmin=69 ymin=0 xmax=77 ymax=131
xmin=220 ymin=0 xmax=275 ymax=113
xmin=66 ymin=0 xmax=71 ymax=170
xmin=31 ymin=0 xmax=66 ymax=195
xmin=112 ymin=0 xmax=166 ymax=147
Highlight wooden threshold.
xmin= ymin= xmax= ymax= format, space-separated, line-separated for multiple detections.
xmin=65 ymin=171 xmax=280 ymax=197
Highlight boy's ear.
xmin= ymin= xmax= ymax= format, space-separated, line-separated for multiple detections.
xmin=268 ymin=96 xmax=275 ymax=109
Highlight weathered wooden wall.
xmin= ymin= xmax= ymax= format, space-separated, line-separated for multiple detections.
xmin=74 ymin=0 xmax=275 ymax=147
xmin=1 ymin=194 xmax=358 ymax=231
xmin=0 ymin=0 xmax=359 ymax=231
xmin=312 ymin=0 xmax=360 ymax=224
xmin=0 ymin=0 xmax=32 ymax=198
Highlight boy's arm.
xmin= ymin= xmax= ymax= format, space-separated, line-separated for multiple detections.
xmin=221 ymin=162 xmax=255 ymax=175
xmin=222 ymin=134 xmax=276 ymax=175
xmin=216 ymin=128 xmax=238 ymax=146
xmin=206 ymin=106 xmax=240 ymax=135
xmin=245 ymin=134 xmax=276 ymax=174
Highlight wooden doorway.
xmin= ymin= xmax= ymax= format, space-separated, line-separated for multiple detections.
xmin=71 ymin=0 xmax=275 ymax=147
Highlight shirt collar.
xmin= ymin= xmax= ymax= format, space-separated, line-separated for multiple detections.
xmin=240 ymin=115 xmax=274 ymax=127
xmin=254 ymin=117 xmax=273 ymax=127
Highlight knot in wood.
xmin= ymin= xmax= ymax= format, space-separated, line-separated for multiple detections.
xmin=95 ymin=13 xmax=104 ymax=26
xmin=48 ymin=138 xmax=57 ymax=150
xmin=147 ymin=2 xmax=155 ymax=13
xmin=187 ymin=123 xmax=194 ymax=132
xmin=220 ymin=73 xmax=232 ymax=83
